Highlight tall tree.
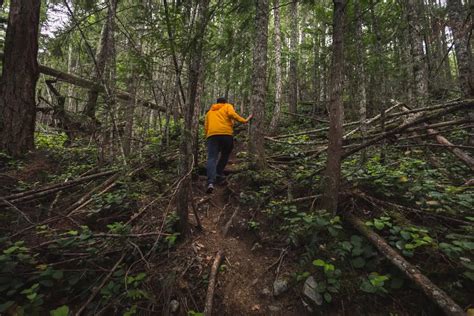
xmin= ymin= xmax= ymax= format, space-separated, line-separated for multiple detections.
xmin=249 ymin=0 xmax=269 ymax=168
xmin=320 ymin=0 xmax=346 ymax=214
xmin=288 ymin=0 xmax=299 ymax=114
xmin=0 ymin=0 xmax=41 ymax=157
xmin=176 ymin=0 xmax=210 ymax=235
xmin=83 ymin=0 xmax=118 ymax=120
xmin=355 ymin=0 xmax=367 ymax=164
xmin=447 ymin=0 xmax=473 ymax=146
xmin=406 ymin=0 xmax=428 ymax=104
xmin=269 ymin=0 xmax=283 ymax=133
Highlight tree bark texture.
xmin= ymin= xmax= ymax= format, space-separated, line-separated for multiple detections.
xmin=0 ymin=0 xmax=41 ymax=157
xmin=288 ymin=0 xmax=298 ymax=114
xmin=269 ymin=0 xmax=283 ymax=133
xmin=447 ymin=0 xmax=474 ymax=98
xmin=406 ymin=0 xmax=429 ymax=105
xmin=249 ymin=0 xmax=269 ymax=168
xmin=320 ymin=0 xmax=346 ymax=214
xmin=447 ymin=0 xmax=474 ymax=146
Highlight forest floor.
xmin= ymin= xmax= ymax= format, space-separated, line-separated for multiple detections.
xmin=1 ymin=105 xmax=473 ymax=315
xmin=184 ymin=146 xmax=309 ymax=315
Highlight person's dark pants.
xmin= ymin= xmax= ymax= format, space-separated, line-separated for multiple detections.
xmin=206 ymin=135 xmax=234 ymax=185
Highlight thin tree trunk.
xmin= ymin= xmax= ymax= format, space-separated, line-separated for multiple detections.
xmin=269 ymin=0 xmax=283 ymax=133
xmin=320 ymin=0 xmax=346 ymax=214
xmin=406 ymin=0 xmax=429 ymax=105
xmin=249 ymin=0 xmax=269 ymax=168
xmin=67 ymin=39 xmax=77 ymax=112
xmin=355 ymin=0 xmax=367 ymax=164
xmin=0 ymin=0 xmax=41 ymax=157
xmin=83 ymin=0 xmax=118 ymax=120
xmin=312 ymin=24 xmax=321 ymax=115
xmin=176 ymin=0 xmax=210 ymax=235
xmin=288 ymin=0 xmax=298 ymax=114
xmin=447 ymin=0 xmax=473 ymax=145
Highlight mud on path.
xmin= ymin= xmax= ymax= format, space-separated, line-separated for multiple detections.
xmin=188 ymin=145 xmax=309 ymax=316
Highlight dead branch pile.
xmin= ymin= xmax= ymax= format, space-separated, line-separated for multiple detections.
xmin=269 ymin=99 xmax=474 ymax=167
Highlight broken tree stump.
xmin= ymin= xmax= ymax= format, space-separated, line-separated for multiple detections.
xmin=345 ymin=213 xmax=465 ymax=315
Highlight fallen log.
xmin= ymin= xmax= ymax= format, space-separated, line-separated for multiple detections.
xmin=222 ymin=207 xmax=239 ymax=237
xmin=342 ymin=99 xmax=473 ymax=158
xmin=385 ymin=99 xmax=465 ymax=120
xmin=65 ymin=173 xmax=121 ymax=216
xmin=397 ymin=101 xmax=474 ymax=171
xmin=345 ymin=213 xmax=465 ymax=315
xmin=0 ymin=52 xmax=166 ymax=112
xmin=272 ymin=120 xmax=363 ymax=140
xmin=0 ymin=170 xmax=116 ymax=204
xmin=343 ymin=101 xmax=404 ymax=140
xmin=204 ymin=250 xmax=224 ymax=316
xmin=426 ymin=128 xmax=474 ymax=171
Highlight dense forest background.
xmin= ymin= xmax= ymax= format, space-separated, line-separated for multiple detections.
xmin=0 ymin=0 xmax=473 ymax=315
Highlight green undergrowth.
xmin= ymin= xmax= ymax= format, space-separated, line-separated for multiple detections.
xmin=234 ymin=139 xmax=473 ymax=313
xmin=0 ymin=132 xmax=185 ymax=314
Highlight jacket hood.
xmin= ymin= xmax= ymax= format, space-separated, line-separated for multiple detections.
xmin=210 ymin=103 xmax=227 ymax=111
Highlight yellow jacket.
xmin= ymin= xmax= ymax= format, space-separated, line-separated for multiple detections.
xmin=204 ymin=103 xmax=248 ymax=138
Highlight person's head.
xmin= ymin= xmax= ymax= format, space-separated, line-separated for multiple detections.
xmin=216 ymin=97 xmax=227 ymax=104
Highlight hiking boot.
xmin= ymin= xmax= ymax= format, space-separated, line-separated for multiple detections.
xmin=206 ymin=183 xmax=214 ymax=194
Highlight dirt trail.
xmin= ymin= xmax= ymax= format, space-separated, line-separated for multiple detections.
xmin=190 ymin=148 xmax=308 ymax=315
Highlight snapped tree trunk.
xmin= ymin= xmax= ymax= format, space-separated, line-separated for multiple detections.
xmin=0 ymin=0 xmax=41 ymax=157
xmin=249 ymin=0 xmax=269 ymax=168
xmin=320 ymin=0 xmax=346 ymax=214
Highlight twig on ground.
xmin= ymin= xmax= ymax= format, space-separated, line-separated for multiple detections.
xmin=204 ymin=250 xmax=224 ymax=316
xmin=1 ymin=198 xmax=34 ymax=224
xmin=75 ymin=252 xmax=126 ymax=316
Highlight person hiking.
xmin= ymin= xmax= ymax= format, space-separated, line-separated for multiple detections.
xmin=204 ymin=97 xmax=253 ymax=193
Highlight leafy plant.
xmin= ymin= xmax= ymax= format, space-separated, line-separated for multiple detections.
xmin=360 ymin=272 xmax=390 ymax=294
xmin=312 ymin=259 xmax=342 ymax=303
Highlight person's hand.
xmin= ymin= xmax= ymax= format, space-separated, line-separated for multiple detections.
xmin=247 ymin=114 xmax=254 ymax=121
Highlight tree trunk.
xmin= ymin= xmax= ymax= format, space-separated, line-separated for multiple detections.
xmin=320 ymin=0 xmax=346 ymax=214
xmin=269 ymin=0 xmax=283 ymax=133
xmin=447 ymin=0 xmax=473 ymax=98
xmin=83 ymin=0 xmax=118 ymax=120
xmin=447 ymin=0 xmax=474 ymax=145
xmin=176 ymin=0 xmax=210 ymax=235
xmin=355 ymin=0 xmax=367 ymax=163
xmin=0 ymin=0 xmax=41 ymax=157
xmin=406 ymin=0 xmax=429 ymax=105
xmin=249 ymin=0 xmax=269 ymax=168
xmin=312 ymin=24 xmax=320 ymax=116
xmin=288 ymin=0 xmax=298 ymax=114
